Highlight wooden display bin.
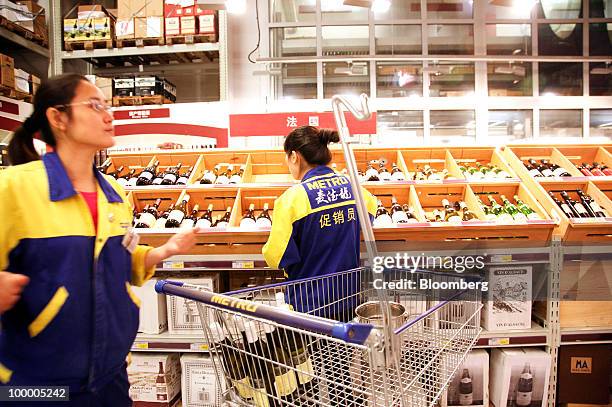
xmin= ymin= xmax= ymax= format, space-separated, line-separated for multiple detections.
xmin=103 ymin=154 xmax=154 ymax=177
xmin=190 ymin=151 xmax=250 ymax=185
xmin=129 ymin=189 xmax=183 ymax=214
xmin=555 ymin=146 xmax=612 ymax=179
xmin=247 ymin=151 xmax=293 ymax=184
xmin=594 ymin=180 xmax=612 ymax=200
xmin=399 ymin=148 xmax=462 ymax=181
xmin=502 ymin=146 xmax=584 ymax=182
xmin=330 ymin=147 xmax=410 ymax=183
xmin=365 ymin=184 xmax=427 ymax=222
xmin=148 ymin=152 xmax=203 ymax=185
xmin=532 ymin=181 xmax=612 ymax=243
xmin=447 ymin=147 xmax=519 ymax=181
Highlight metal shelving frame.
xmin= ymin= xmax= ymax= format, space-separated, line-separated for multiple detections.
xmin=48 ymin=0 xmax=228 ymax=100
xmin=0 ymin=25 xmax=49 ymax=57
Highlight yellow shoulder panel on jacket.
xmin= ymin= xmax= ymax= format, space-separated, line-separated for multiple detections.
xmin=262 ymin=185 xmax=311 ymax=269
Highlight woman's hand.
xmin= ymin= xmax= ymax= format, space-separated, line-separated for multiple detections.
xmin=0 ymin=271 xmax=29 ymax=314
xmin=162 ymin=227 xmax=201 ymax=257
xmin=144 ymin=227 xmax=201 ymax=269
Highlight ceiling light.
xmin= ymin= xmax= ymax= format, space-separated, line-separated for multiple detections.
xmin=371 ymin=0 xmax=391 ymax=13
xmin=512 ymin=48 xmax=523 ymax=55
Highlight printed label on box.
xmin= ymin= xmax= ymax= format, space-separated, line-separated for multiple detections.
xmin=570 ymin=357 xmax=592 ymax=374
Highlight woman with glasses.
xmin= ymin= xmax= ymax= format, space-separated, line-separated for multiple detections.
xmin=0 ymin=74 xmax=199 ymax=406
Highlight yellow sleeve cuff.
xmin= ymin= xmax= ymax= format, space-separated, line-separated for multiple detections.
xmin=131 ymin=245 xmax=156 ymax=286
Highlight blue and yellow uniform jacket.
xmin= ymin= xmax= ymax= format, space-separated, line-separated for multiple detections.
xmin=0 ymin=152 xmax=154 ymax=392
xmin=262 ymin=165 xmax=376 ymax=314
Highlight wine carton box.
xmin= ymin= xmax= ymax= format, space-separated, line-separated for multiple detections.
xmin=0 ymin=53 xmax=15 ymax=89
xmin=180 ymin=354 xmax=225 ymax=407
xmin=14 ymin=68 xmax=29 ymax=93
xmin=441 ymin=349 xmax=489 ymax=407
xmin=131 ymin=278 xmax=168 ymax=334
xmin=489 ymin=348 xmax=551 ymax=407
xmin=558 ymin=345 xmax=611 ymax=405
xmin=118 ymin=0 xmax=146 ymax=19
xmin=115 ymin=18 xmax=135 ymax=39
xmin=166 ymin=273 xmax=220 ymax=335
xmin=113 ymin=76 xmax=135 ymax=97
xmin=482 ymin=265 xmax=532 ymax=331
xmin=165 ymin=16 xmax=180 ymax=35
xmin=197 ymin=9 xmax=215 ymax=35
xmin=128 ymin=353 xmax=181 ymax=407
xmin=135 ymin=75 xmax=162 ymax=96
xmin=180 ymin=15 xmax=196 ymax=35
xmin=134 ymin=16 xmax=163 ymax=38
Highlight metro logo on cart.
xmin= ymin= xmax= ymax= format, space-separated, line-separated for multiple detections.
xmin=210 ymin=294 xmax=258 ymax=313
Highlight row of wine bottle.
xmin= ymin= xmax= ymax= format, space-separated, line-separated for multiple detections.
xmin=372 ymin=194 xmax=542 ymax=225
xmin=576 ymin=162 xmax=612 ymax=177
xmin=133 ymin=196 xmax=273 ymax=229
xmin=548 ymin=190 xmax=608 ymax=218
xmin=133 ymin=195 xmax=232 ymax=229
xmin=458 ymin=163 xmax=512 ymax=180
xmin=211 ymin=294 xmax=317 ymax=406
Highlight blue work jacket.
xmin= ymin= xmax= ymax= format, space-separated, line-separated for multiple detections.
xmin=0 ymin=152 xmax=154 ymax=392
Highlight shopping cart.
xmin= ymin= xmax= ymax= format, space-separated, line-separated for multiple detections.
xmin=155 ymin=267 xmax=482 ymax=407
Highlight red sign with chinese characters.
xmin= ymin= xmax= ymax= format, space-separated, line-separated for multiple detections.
xmin=0 ymin=99 xmax=19 ymax=115
xmin=229 ymin=111 xmax=377 ymax=137
xmin=112 ymin=108 xmax=170 ymax=121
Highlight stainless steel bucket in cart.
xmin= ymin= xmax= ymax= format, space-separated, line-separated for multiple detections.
xmin=155 ymin=267 xmax=483 ymax=407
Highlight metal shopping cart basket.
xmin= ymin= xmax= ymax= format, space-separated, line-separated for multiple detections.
xmin=156 ymin=267 xmax=482 ymax=407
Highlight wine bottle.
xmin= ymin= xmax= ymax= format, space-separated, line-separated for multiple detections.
xmin=195 ymin=204 xmax=214 ymax=228
xmin=216 ymin=206 xmax=232 ymax=228
xmin=155 ymin=361 xmax=167 ymax=401
xmin=240 ymin=203 xmax=257 ymax=228
xmin=275 ymin=294 xmax=317 ymax=396
xmin=580 ymin=192 xmax=608 ymax=217
xmin=180 ymin=204 xmax=199 ymax=228
xmin=243 ymin=321 xmax=274 ymax=407
xmin=549 ymin=191 xmax=575 ymax=218
xmin=135 ymin=205 xmax=156 ymax=228
xmin=515 ymin=363 xmax=533 ymax=407
xmin=548 ymin=162 xmax=571 ymax=177
xmin=601 ymin=165 xmax=612 ymax=176
xmin=378 ymin=163 xmax=391 ymax=181
xmin=108 ymin=165 xmax=125 ymax=179
xmin=97 ymin=158 xmax=112 ymax=174
xmin=175 ymin=169 xmax=191 ymax=185
xmin=476 ymin=197 xmax=497 ymax=221
xmin=590 ymin=162 xmax=606 ymax=177
xmin=500 ymin=195 xmax=527 ymax=222
xmin=153 ymin=203 xmax=174 ymax=229
xmin=492 ymin=166 xmax=511 ymax=179
xmin=230 ymin=165 xmax=245 ymax=184
xmin=261 ymin=322 xmax=300 ymax=404
xmin=442 ymin=199 xmax=462 ymax=222
xmin=117 ymin=168 xmax=136 ymax=187
xmin=560 ymin=191 xmax=586 ymax=218
xmin=402 ymin=204 xmax=419 ymax=223
xmin=390 ymin=163 xmax=406 ymax=181
xmin=200 ymin=166 xmax=218 ymax=184
xmin=208 ymin=322 xmax=253 ymax=401
xmin=576 ymin=189 xmax=597 ymax=217
xmin=256 ymin=203 xmax=272 ymax=227
xmin=525 ymin=161 xmax=544 ymax=177
xmin=210 ymin=215 xmax=220 ymax=228
xmin=539 ymin=160 xmax=555 ymax=177
xmin=373 ymin=200 xmax=393 ymax=227
xmin=488 ymin=195 xmax=513 ymax=223
xmin=365 ymin=162 xmax=380 ymax=182
xmin=215 ymin=165 xmax=231 ymax=184
xmin=161 ymin=162 xmax=182 ymax=185
xmin=432 ymin=209 xmax=444 ymax=222
xmin=165 ymin=194 xmax=190 ymax=227
xmin=127 ymin=170 xmax=141 ymax=187
xmin=458 ymin=368 xmax=473 ymax=406
xmin=578 ymin=163 xmax=594 ymax=176
xmin=459 ymin=202 xmax=478 ymax=221
xmin=136 ymin=160 xmax=159 ymax=186
xmin=514 ymin=195 xmax=542 ymax=220
xmin=390 ymin=196 xmax=409 ymax=223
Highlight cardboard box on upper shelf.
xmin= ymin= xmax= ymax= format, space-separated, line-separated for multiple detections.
xmin=147 ymin=0 xmax=163 ymax=16
xmin=442 ymin=349 xmax=489 ymax=407
xmin=135 ymin=16 xmax=163 ymax=38
xmin=128 ymin=353 xmax=181 ymax=407
xmin=118 ymin=0 xmax=146 ymax=20
xmin=180 ymin=15 xmax=196 ymax=35
xmin=30 ymin=74 xmax=40 ymax=95
xmin=489 ymin=348 xmax=551 ymax=407
xmin=0 ymin=53 xmax=15 ymax=89
xmin=130 ymin=278 xmax=168 ymax=334
xmin=14 ymin=68 xmax=29 ymax=93
xmin=482 ymin=265 xmax=532 ymax=331
xmin=77 ymin=5 xmax=106 ymax=19
xmin=180 ymin=354 xmax=225 ymax=407
xmin=165 ymin=16 xmax=180 ymax=35
xmin=116 ymin=18 xmax=135 ymax=39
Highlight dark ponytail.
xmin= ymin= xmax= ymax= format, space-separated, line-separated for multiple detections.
xmin=8 ymin=73 xmax=88 ymax=165
xmin=284 ymin=126 xmax=340 ymax=166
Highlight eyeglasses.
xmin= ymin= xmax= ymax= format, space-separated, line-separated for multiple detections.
xmin=55 ymin=99 xmax=113 ymax=114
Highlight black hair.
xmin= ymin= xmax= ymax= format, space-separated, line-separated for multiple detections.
xmin=8 ymin=73 xmax=88 ymax=165
xmin=284 ymin=126 xmax=340 ymax=166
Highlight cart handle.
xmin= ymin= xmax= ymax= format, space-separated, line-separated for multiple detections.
xmin=155 ymin=280 xmax=374 ymax=345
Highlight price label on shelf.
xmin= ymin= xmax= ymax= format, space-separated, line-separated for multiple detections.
xmin=190 ymin=343 xmax=209 ymax=351
xmin=133 ymin=342 xmax=149 ymax=349
xmin=232 ymin=261 xmax=255 ymax=269
xmin=163 ymin=261 xmax=184 ymax=269
xmin=490 ymin=254 xmax=512 ymax=263
xmin=488 ymin=337 xmax=510 ymax=346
